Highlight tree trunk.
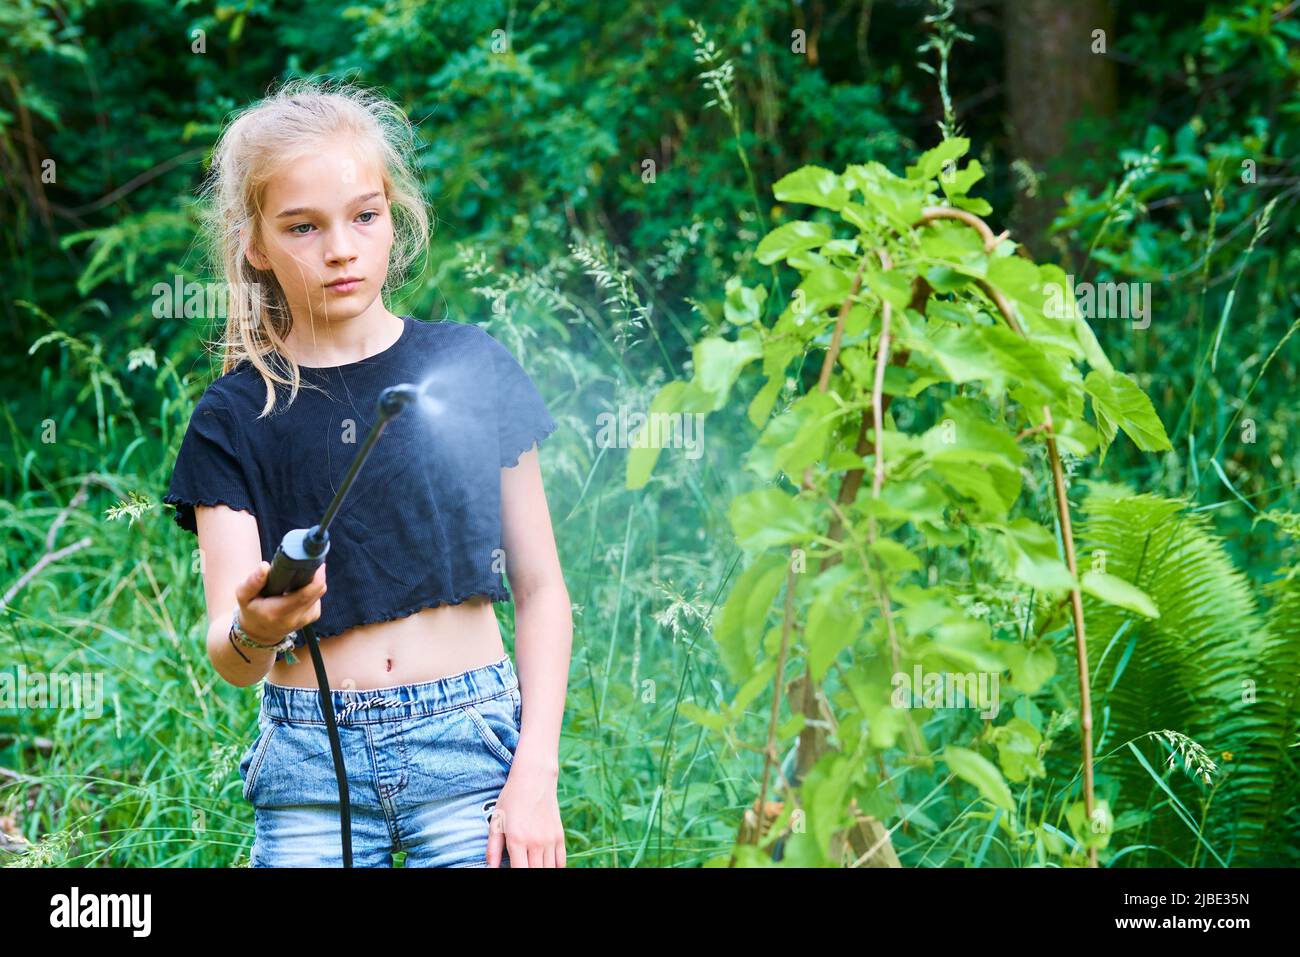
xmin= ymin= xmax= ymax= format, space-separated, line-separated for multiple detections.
xmin=1004 ymin=0 xmax=1117 ymax=256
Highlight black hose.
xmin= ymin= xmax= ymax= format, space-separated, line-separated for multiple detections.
xmin=302 ymin=622 xmax=352 ymax=867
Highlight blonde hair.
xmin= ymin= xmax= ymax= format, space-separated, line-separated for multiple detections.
xmin=197 ymin=76 xmax=430 ymax=417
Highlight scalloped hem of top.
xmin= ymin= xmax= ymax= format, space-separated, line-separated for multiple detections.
xmin=501 ymin=416 xmax=559 ymax=468
xmin=161 ymin=494 xmax=256 ymax=533
xmin=280 ymin=584 xmax=514 ymax=653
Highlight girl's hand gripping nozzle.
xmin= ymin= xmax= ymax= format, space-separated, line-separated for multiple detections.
xmin=264 ymin=526 xmax=330 ymax=599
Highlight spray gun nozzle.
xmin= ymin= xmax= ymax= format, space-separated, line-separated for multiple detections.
xmin=378 ymin=383 xmax=421 ymax=419
xmin=303 ymin=524 xmax=328 ymax=556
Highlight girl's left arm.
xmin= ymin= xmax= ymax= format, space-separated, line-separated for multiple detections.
xmin=494 ymin=444 xmax=571 ymax=867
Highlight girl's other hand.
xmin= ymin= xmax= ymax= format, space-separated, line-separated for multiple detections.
xmin=234 ymin=561 xmax=327 ymax=643
xmin=489 ymin=761 xmax=566 ymax=868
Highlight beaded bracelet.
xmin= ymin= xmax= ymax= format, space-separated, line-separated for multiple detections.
xmin=230 ymin=607 xmax=299 ymax=664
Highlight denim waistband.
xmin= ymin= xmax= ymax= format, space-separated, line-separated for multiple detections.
xmin=258 ymin=655 xmax=517 ymax=726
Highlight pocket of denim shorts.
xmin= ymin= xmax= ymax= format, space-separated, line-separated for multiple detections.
xmin=238 ymin=721 xmax=280 ymax=802
xmin=461 ymin=691 xmax=520 ymax=768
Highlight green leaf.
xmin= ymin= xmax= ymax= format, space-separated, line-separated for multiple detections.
xmin=1040 ymin=264 xmax=1114 ymax=374
xmin=626 ymin=381 xmax=685 ymax=489
xmin=713 ymin=553 xmax=788 ymax=682
xmin=921 ymin=397 xmax=1025 ymax=471
xmin=731 ymin=657 xmax=779 ymax=715
xmin=747 ymin=336 xmax=802 ymax=429
xmin=997 ymin=519 xmax=1076 ymax=595
xmin=1084 ymin=369 xmax=1173 ymax=463
xmin=1004 ymin=643 xmax=1058 ymax=694
xmin=929 ymin=460 xmax=1017 ymax=523
xmin=865 ymin=265 xmax=914 ymax=313
xmin=821 ymin=238 xmax=860 ymax=258
xmin=869 ymin=538 xmax=923 ymax=574
xmin=799 ymin=752 xmax=857 ymax=861
xmin=745 ymin=390 xmax=840 ymax=479
xmin=693 ymin=328 xmax=764 ymax=409
xmin=1050 ymin=413 xmax=1101 ymax=458
xmin=940 ymin=158 xmax=986 ymax=200
xmin=917 ymin=322 xmax=996 ymax=387
xmin=787 ymin=247 xmax=829 ymax=272
xmin=1067 ymin=798 xmax=1113 ymax=850
xmin=867 ymin=704 xmax=910 ymax=750
xmin=917 ymin=220 xmax=988 ymax=273
xmin=773 ymin=165 xmax=850 ymax=211
xmin=876 ymin=477 xmax=949 ymax=526
xmin=805 ymin=564 xmax=861 ymax=682
xmin=985 ymin=257 xmax=1082 ymax=355
xmin=842 ymin=303 xmax=876 ymax=338
xmin=917 ymin=399 xmax=1024 ymax=521
xmin=924 ymin=265 xmax=976 ymax=294
xmin=983 ymin=255 xmax=1040 ymax=319
xmin=747 ymin=375 xmax=784 ymax=429
xmin=952 ymin=195 xmax=993 ymax=216
xmin=756 ymin=220 xmax=834 ymax=265
xmin=922 ymin=633 xmax=1010 ymax=678
xmin=676 ymin=700 xmax=727 ymax=731
xmin=1080 ymin=570 xmax=1160 ymax=619
xmin=838 ymin=201 xmax=874 ymax=233
xmin=911 ymin=318 xmax=1077 ymax=405
xmin=728 ymin=488 xmax=818 ymax=552
xmin=792 ymin=264 xmax=854 ymax=318
xmin=724 ymin=275 xmax=768 ymax=326
xmin=777 ymin=712 xmax=807 ymax=740
xmin=906 ymin=136 xmax=970 ymax=182
xmin=991 ymin=717 xmax=1046 ymax=783
xmin=843 ymin=161 xmax=927 ymax=233
xmin=943 ymin=745 xmax=1015 ymax=812
xmin=979 ymin=323 xmax=1072 ymax=399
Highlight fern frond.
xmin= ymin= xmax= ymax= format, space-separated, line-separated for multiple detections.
xmin=1072 ymin=492 xmax=1295 ymax=864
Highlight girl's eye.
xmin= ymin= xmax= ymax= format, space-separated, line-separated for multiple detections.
xmin=288 ymin=210 xmax=376 ymax=234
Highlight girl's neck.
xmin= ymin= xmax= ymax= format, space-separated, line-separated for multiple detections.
xmin=283 ymin=304 xmax=404 ymax=368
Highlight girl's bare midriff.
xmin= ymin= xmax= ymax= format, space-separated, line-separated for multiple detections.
xmin=267 ymin=595 xmax=507 ymax=690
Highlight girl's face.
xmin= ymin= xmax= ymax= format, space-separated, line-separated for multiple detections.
xmin=246 ymin=132 xmax=395 ymax=325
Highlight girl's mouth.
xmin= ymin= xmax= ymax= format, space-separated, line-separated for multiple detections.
xmin=325 ymin=278 xmax=363 ymax=294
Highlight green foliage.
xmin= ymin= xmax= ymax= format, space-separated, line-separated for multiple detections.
xmin=641 ymin=135 xmax=1186 ymax=866
xmin=1077 ymin=490 xmax=1300 ymax=865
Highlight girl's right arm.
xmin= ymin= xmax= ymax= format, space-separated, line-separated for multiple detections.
xmin=195 ymin=504 xmax=326 ymax=687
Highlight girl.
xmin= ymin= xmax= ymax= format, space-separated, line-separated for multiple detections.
xmin=163 ymin=77 xmax=571 ymax=867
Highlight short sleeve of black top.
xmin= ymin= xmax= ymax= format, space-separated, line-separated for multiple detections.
xmin=162 ymin=316 xmax=558 ymax=659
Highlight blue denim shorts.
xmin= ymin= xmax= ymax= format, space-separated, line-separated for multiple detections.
xmin=237 ymin=655 xmax=520 ymax=867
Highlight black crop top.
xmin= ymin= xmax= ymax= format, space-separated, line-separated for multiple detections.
xmin=163 ymin=315 xmax=557 ymax=660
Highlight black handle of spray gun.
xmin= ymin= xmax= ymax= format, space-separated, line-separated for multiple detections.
xmin=263 ymin=526 xmax=329 ymax=595
xmin=259 ymin=526 xmax=352 ymax=866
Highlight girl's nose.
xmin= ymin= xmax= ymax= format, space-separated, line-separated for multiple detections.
xmin=324 ymin=226 xmax=358 ymax=263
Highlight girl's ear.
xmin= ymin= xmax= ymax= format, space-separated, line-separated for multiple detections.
xmin=242 ymin=227 xmax=269 ymax=272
